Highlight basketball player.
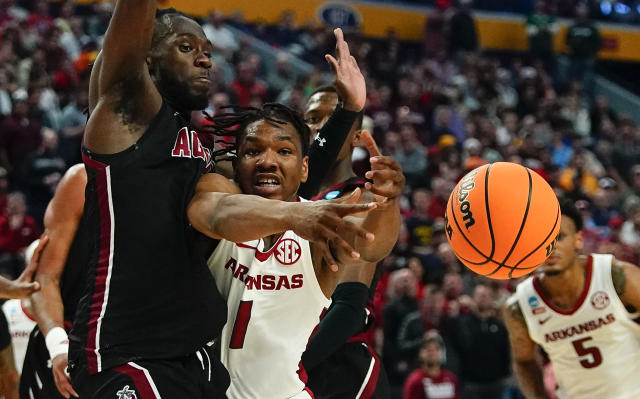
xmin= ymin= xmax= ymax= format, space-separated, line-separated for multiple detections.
xmin=68 ymin=3 xmax=230 ymax=398
xmin=188 ymin=103 xmax=404 ymax=398
xmin=18 ymin=164 xmax=86 ymax=399
xmin=504 ymin=199 xmax=640 ymax=399
xmin=301 ymin=85 xmax=390 ymax=398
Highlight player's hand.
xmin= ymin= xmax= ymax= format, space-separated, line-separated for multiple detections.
xmin=52 ymin=353 xmax=79 ymax=398
xmin=325 ymin=28 xmax=366 ymax=112
xmin=291 ymin=190 xmax=376 ymax=271
xmin=1 ymin=235 xmax=48 ymax=299
xmin=361 ymin=131 xmax=405 ymax=203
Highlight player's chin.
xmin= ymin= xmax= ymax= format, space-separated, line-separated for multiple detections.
xmin=186 ymin=89 xmax=210 ymax=111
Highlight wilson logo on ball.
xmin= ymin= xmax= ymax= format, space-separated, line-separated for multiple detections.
xmin=275 ymin=239 xmax=301 ymax=265
xmin=457 ymin=169 xmax=479 ymax=230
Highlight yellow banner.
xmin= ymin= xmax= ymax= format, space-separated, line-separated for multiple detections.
xmin=58 ymin=0 xmax=640 ymax=61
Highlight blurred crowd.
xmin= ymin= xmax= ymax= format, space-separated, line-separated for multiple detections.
xmin=1 ymin=1 xmax=640 ymax=399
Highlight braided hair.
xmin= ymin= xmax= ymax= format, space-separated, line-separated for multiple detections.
xmin=201 ymin=103 xmax=311 ymax=163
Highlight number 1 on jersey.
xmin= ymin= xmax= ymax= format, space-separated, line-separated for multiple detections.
xmin=230 ymin=300 xmax=253 ymax=349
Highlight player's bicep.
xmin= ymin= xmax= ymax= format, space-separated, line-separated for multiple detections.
xmin=503 ymin=298 xmax=537 ymax=361
xmin=613 ymin=259 xmax=640 ymax=311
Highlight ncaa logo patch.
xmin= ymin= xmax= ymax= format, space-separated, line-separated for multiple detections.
xmin=116 ymin=385 xmax=137 ymax=399
xmin=590 ymin=291 xmax=610 ymax=310
xmin=528 ymin=296 xmax=540 ymax=308
xmin=275 ymin=239 xmax=301 ymax=265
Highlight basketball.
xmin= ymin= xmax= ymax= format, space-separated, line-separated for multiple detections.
xmin=444 ymin=162 xmax=560 ymax=279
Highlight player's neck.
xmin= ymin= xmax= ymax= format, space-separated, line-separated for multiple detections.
xmin=320 ymin=159 xmax=355 ymax=193
xmin=540 ymin=257 xmax=588 ymax=309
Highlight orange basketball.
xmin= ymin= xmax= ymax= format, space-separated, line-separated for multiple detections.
xmin=444 ymin=162 xmax=560 ymax=279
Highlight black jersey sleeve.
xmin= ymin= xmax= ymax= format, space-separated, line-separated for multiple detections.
xmin=301 ymin=282 xmax=369 ymax=371
xmin=0 ymin=310 xmax=10 ymax=350
xmin=297 ymin=106 xmax=361 ymax=199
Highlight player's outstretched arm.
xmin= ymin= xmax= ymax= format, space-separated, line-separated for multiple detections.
xmin=84 ymin=0 xmax=162 ymax=153
xmin=300 ymin=28 xmax=365 ymax=198
xmin=503 ymin=297 xmax=550 ymax=399
xmin=612 ymin=259 xmax=640 ymax=311
xmin=188 ymin=173 xmax=376 ymax=268
xmin=30 ymin=164 xmax=85 ymax=399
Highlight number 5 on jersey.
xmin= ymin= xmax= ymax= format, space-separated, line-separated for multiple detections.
xmin=572 ymin=336 xmax=603 ymax=368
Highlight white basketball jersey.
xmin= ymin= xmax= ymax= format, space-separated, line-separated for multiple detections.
xmin=2 ymin=300 xmax=37 ymax=374
xmin=515 ymin=254 xmax=640 ymax=399
xmin=208 ymin=230 xmax=331 ymax=399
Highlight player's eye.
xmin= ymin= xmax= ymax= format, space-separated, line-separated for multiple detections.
xmin=203 ymin=51 xmax=212 ymax=59
xmin=179 ymin=43 xmax=193 ymax=52
xmin=244 ymin=149 xmax=260 ymax=156
xmin=305 ymin=116 xmax=318 ymax=124
xmin=278 ymin=148 xmax=293 ymax=155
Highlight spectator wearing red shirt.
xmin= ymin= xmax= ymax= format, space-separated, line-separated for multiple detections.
xmin=404 ymin=333 xmax=460 ymax=399
xmin=229 ymin=61 xmax=267 ymax=106
xmin=0 ymin=192 xmax=40 ymax=254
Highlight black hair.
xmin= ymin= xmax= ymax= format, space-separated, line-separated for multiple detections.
xmin=202 ymin=103 xmax=311 ymax=162
xmin=560 ymin=198 xmax=584 ymax=232
xmin=308 ymin=85 xmax=363 ymax=130
xmin=152 ymin=8 xmax=192 ymax=50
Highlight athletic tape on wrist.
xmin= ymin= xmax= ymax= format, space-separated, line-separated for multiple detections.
xmin=45 ymin=327 xmax=69 ymax=360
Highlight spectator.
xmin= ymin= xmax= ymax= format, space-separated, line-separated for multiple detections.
xmin=444 ymin=282 xmax=511 ymax=399
xmin=229 ymin=60 xmax=267 ymax=106
xmin=620 ymin=201 xmax=640 ymax=248
xmin=0 ymin=168 xmax=8 ymax=216
xmin=394 ymin=125 xmax=427 ymax=188
xmin=0 ymin=90 xmax=42 ymax=183
xmin=384 ymin=268 xmax=420 ymax=398
xmin=525 ymin=0 xmax=557 ymax=69
xmin=266 ymin=52 xmax=296 ymax=96
xmin=448 ymin=0 xmax=479 ymax=57
xmin=202 ymin=10 xmax=239 ymax=59
xmin=403 ymin=332 xmax=460 ymax=399
xmin=0 ymin=192 xmax=40 ymax=255
xmin=565 ymin=3 xmax=602 ymax=98
xmin=406 ymin=189 xmax=436 ymax=254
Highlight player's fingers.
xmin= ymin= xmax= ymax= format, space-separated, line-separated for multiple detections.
xmin=350 ymin=55 xmax=359 ymax=70
xmin=360 ymin=130 xmax=382 ymax=157
xmin=339 ymin=219 xmax=375 ymax=243
xmin=317 ymin=240 xmax=339 ymax=271
xmin=335 ymin=202 xmax=377 ymax=216
xmin=365 ymin=183 xmax=401 ymax=199
xmin=334 ymin=187 xmax=361 ymax=204
xmin=365 ymin=169 xmax=403 ymax=183
xmin=370 ymin=155 xmax=402 ymax=171
xmin=325 ymin=54 xmax=339 ymax=75
xmin=329 ymin=232 xmax=361 ymax=260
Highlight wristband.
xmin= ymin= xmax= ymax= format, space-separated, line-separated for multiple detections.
xmin=45 ymin=327 xmax=69 ymax=360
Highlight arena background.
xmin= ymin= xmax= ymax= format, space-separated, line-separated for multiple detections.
xmin=1 ymin=0 xmax=640 ymax=398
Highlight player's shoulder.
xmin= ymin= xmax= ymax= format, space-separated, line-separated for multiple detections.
xmin=62 ymin=163 xmax=87 ymax=184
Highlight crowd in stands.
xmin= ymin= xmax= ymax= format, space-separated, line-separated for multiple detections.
xmin=1 ymin=1 xmax=640 ymax=398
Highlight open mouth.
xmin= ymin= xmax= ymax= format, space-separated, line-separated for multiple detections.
xmin=253 ymin=175 xmax=281 ymax=195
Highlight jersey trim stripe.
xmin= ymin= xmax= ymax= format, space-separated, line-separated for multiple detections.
xmin=113 ymin=362 xmax=162 ymax=399
xmin=533 ymin=256 xmax=593 ymax=315
xmin=82 ymin=154 xmax=115 ymax=374
xmin=356 ymin=344 xmax=381 ymax=399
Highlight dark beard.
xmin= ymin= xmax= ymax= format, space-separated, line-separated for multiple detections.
xmin=156 ymin=66 xmax=209 ymax=111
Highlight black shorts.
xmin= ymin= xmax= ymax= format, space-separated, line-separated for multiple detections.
xmin=20 ymin=326 xmax=64 ymax=399
xmin=306 ymin=340 xmax=389 ymax=399
xmin=69 ymin=345 xmax=229 ymax=399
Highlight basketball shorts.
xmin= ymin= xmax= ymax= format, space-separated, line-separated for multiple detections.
xmin=20 ymin=327 xmax=65 ymax=399
xmin=69 ymin=345 xmax=229 ymax=399
xmin=306 ymin=340 xmax=389 ymax=399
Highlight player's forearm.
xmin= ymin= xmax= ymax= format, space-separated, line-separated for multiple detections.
xmin=355 ymin=199 xmax=401 ymax=263
xmin=202 ymin=193 xmax=293 ymax=242
xmin=31 ymin=275 xmax=65 ymax=335
xmin=514 ymin=359 xmax=550 ymax=399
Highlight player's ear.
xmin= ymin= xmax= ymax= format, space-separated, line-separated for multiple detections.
xmin=300 ymin=155 xmax=309 ymax=183
xmin=574 ymin=231 xmax=584 ymax=251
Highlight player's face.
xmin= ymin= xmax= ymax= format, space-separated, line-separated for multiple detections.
xmin=538 ymin=216 xmax=583 ymax=276
xmin=152 ymin=16 xmax=213 ymax=111
xmin=235 ymin=119 xmax=309 ymax=202
xmin=304 ymin=91 xmax=359 ymax=161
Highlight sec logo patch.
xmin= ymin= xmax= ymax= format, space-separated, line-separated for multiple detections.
xmin=590 ymin=291 xmax=610 ymax=310
xmin=275 ymin=239 xmax=301 ymax=265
